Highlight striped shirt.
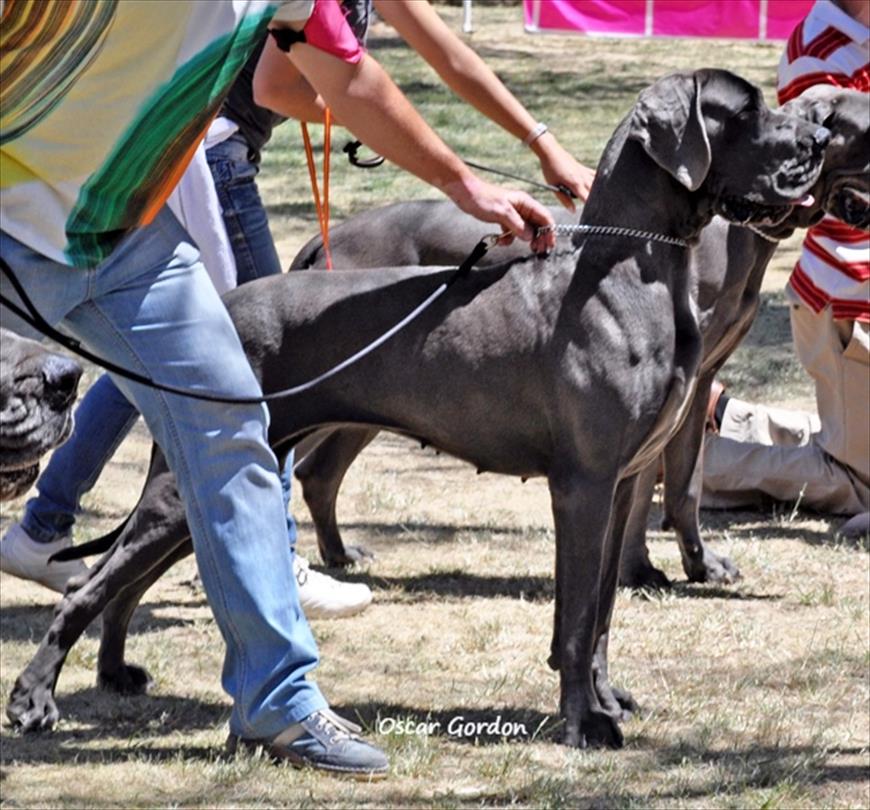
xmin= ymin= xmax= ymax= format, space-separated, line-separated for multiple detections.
xmin=0 ymin=0 xmax=313 ymax=268
xmin=777 ymin=0 xmax=870 ymax=322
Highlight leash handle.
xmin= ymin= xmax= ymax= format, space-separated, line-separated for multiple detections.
xmin=343 ymin=140 xmax=385 ymax=168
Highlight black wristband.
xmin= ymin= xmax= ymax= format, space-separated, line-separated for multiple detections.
xmin=269 ymin=27 xmax=306 ymax=52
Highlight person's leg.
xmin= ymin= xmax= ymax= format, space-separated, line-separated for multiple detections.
xmin=2 ymin=216 xmax=326 ymax=736
xmin=21 ymin=374 xmax=139 ymax=542
xmin=2 ymin=219 xmax=386 ymax=770
xmin=0 ymin=372 xmax=140 ymax=592
xmin=701 ymin=432 xmax=868 ymax=513
xmin=206 ymin=134 xmax=293 ymax=533
xmin=207 ymin=135 xmax=372 ymax=617
xmin=717 ymin=397 xmax=819 ymax=447
xmin=206 ymin=134 xmax=282 ymax=285
xmin=790 ymin=301 xmax=870 ymax=486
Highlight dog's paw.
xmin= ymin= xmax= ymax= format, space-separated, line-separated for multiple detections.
xmin=6 ymin=681 xmax=59 ymax=732
xmin=610 ymin=686 xmax=640 ymax=719
xmin=324 ymin=544 xmax=375 ymax=568
xmin=686 ymin=548 xmax=740 ymax=585
xmin=619 ymin=562 xmax=672 ymax=591
xmin=564 ymin=709 xmax=624 ymax=749
xmin=98 ymin=664 xmax=154 ymax=695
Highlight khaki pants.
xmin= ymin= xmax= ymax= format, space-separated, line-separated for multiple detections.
xmin=702 ymin=298 xmax=869 ymax=515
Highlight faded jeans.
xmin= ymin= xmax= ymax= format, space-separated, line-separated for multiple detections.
xmin=20 ymin=132 xmax=298 ymax=549
xmin=0 ymin=211 xmax=325 ymax=737
xmin=206 ymin=132 xmax=297 ymax=543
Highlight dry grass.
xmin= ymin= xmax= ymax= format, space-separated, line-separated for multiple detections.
xmin=1 ymin=4 xmax=868 ymax=808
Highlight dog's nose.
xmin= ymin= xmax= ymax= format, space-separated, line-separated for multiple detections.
xmin=43 ymin=355 xmax=82 ymax=410
xmin=811 ymin=126 xmax=831 ymax=153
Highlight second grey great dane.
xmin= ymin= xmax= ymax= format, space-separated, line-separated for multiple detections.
xmin=7 ymin=70 xmax=830 ymax=748
xmin=289 ymin=85 xmax=869 ymax=589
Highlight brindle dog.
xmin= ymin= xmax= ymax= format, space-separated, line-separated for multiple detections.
xmin=0 ymin=328 xmax=80 ymax=500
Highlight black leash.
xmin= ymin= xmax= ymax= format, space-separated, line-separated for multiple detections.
xmin=342 ymin=140 xmax=577 ymax=200
xmin=0 ymin=241 xmax=491 ymax=405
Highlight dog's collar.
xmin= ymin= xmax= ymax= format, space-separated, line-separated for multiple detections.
xmin=741 ymin=223 xmax=780 ymax=243
xmin=537 ymin=223 xmax=688 ymax=248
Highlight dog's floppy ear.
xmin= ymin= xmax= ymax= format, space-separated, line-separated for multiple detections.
xmin=629 ymin=72 xmax=711 ymax=191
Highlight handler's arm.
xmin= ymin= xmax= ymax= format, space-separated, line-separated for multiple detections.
xmin=252 ymin=37 xmax=330 ymax=124
xmin=283 ymin=40 xmax=555 ymax=251
xmin=374 ymin=0 xmax=595 ymax=207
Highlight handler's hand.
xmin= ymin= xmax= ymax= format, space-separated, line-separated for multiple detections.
xmin=445 ymin=176 xmax=556 ymax=253
xmin=535 ymin=138 xmax=596 ymax=210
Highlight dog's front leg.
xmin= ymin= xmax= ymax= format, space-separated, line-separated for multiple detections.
xmin=549 ymin=471 xmax=624 ymax=749
xmin=294 ymin=426 xmax=379 ymax=566
xmin=592 ymin=475 xmax=641 ymax=720
xmin=616 ymin=461 xmax=671 ymax=590
xmin=663 ymin=372 xmax=740 ymax=584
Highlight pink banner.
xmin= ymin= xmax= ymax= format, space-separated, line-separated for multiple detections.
xmin=766 ymin=0 xmax=817 ymax=39
xmin=524 ymin=0 xmax=647 ymax=36
xmin=653 ymin=0 xmax=760 ymax=38
xmin=524 ymin=0 xmax=815 ymax=40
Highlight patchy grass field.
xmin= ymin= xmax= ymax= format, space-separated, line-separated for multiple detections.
xmin=1 ymin=4 xmax=868 ymax=808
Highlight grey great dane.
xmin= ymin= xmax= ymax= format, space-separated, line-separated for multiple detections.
xmin=7 ymin=70 xmax=830 ymax=748
xmin=0 ymin=328 xmax=81 ymax=500
xmin=290 ymin=85 xmax=870 ymax=589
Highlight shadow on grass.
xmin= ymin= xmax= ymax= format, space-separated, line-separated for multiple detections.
xmin=346 ymin=568 xmax=554 ymax=603
xmin=667 ymin=583 xmax=781 ymax=601
xmin=635 ymin=737 xmax=870 ymax=790
xmin=0 ymin=691 xmax=229 ymax=766
xmin=700 ymin=508 xmax=867 ymax=550
xmin=0 ymin=598 xmax=206 ymax=644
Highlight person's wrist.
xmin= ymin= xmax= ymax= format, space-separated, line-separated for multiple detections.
xmin=529 ymin=130 xmax=560 ymax=160
xmin=522 ymin=121 xmax=548 ymax=148
xmin=441 ymin=169 xmax=483 ymax=206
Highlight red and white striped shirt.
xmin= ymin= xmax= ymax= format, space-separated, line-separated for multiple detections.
xmin=777 ymin=0 xmax=869 ymax=323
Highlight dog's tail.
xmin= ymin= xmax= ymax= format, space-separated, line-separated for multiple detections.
xmin=49 ymin=518 xmax=128 ymax=561
xmin=288 ymin=235 xmax=326 ymax=271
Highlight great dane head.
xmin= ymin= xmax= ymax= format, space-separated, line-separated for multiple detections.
xmin=628 ymin=69 xmax=829 ymax=228
xmin=780 ymin=86 xmax=870 ymax=231
xmin=0 ymin=328 xmax=81 ymax=500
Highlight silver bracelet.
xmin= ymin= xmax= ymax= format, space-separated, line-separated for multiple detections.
xmin=522 ymin=122 xmax=548 ymax=147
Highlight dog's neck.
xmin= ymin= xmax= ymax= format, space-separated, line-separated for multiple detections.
xmin=583 ymin=122 xmax=714 ymax=243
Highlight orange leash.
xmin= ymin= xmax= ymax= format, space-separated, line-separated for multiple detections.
xmin=300 ymin=109 xmax=333 ymax=270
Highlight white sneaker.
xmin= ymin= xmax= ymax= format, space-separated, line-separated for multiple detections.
xmin=0 ymin=523 xmax=88 ymax=593
xmin=294 ymin=555 xmax=372 ymax=619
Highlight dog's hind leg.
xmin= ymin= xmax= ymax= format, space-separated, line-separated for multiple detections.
xmin=294 ymin=427 xmax=379 ymax=566
xmin=98 ymin=538 xmax=193 ymax=695
xmin=549 ymin=468 xmax=624 ymax=749
xmin=662 ymin=373 xmax=740 ymax=584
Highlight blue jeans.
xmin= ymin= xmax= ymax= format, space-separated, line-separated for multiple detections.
xmin=0 ymin=212 xmax=325 ymax=737
xmin=206 ymin=132 xmax=297 ymax=546
xmin=21 ymin=374 xmax=139 ymax=543
xmin=206 ymin=133 xmax=282 ymax=285
xmin=21 ymin=132 xmax=298 ymax=549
